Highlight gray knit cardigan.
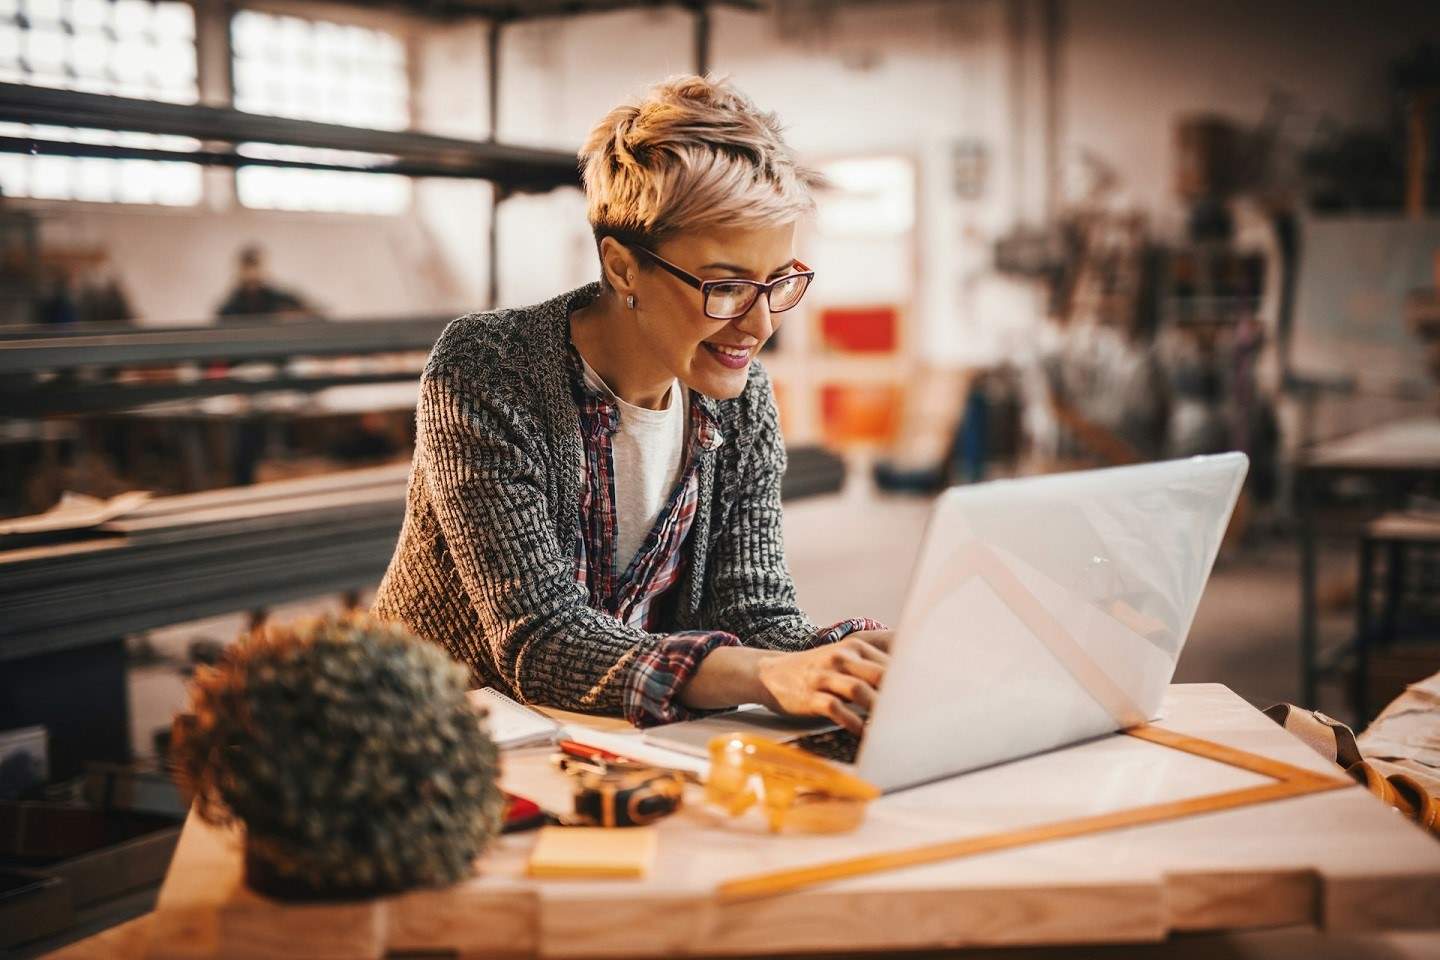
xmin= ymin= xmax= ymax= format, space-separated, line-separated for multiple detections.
xmin=371 ymin=282 xmax=824 ymax=715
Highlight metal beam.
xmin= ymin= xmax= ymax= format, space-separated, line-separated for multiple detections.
xmin=488 ymin=17 xmax=503 ymax=140
xmin=340 ymin=0 xmax=762 ymax=23
xmin=0 ymin=83 xmax=580 ymax=193
xmin=694 ymin=2 xmax=711 ymax=75
xmin=0 ymin=315 xmax=453 ymax=374
xmin=0 ymin=135 xmax=561 ymax=181
xmin=488 ymin=17 xmax=504 ymax=309
xmin=0 ymin=373 xmax=424 ymax=417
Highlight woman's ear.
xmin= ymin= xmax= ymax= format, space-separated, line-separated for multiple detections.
xmin=598 ymin=237 xmax=639 ymax=296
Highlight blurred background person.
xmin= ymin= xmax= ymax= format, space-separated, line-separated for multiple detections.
xmin=215 ymin=244 xmax=318 ymax=322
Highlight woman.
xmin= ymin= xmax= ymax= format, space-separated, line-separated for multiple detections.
xmin=373 ymin=75 xmax=890 ymax=733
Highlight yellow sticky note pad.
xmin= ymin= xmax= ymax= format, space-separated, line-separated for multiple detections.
xmin=527 ymin=826 xmax=657 ymax=879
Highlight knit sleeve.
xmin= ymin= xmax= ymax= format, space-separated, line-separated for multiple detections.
xmin=808 ymin=617 xmax=889 ymax=648
xmin=699 ymin=368 xmax=877 ymax=651
xmin=417 ymin=364 xmax=674 ymax=716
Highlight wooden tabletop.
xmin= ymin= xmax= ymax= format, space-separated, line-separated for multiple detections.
xmin=130 ymin=683 xmax=1440 ymax=959
xmin=1366 ymin=510 xmax=1440 ymax=543
xmin=1299 ymin=417 xmax=1440 ymax=472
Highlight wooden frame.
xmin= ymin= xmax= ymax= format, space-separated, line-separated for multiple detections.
xmin=719 ymin=723 xmax=1353 ymax=901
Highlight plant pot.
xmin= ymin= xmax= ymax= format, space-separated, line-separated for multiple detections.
xmin=242 ymin=840 xmax=390 ymax=902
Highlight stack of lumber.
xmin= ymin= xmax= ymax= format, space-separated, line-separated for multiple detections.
xmin=1 ymin=447 xmax=847 ymax=660
xmin=0 ymin=463 xmax=409 ymax=661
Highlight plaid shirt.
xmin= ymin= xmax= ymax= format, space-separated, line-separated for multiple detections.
xmin=568 ymin=343 xmax=883 ymax=727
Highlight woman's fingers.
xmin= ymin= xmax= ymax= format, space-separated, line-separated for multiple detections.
xmin=830 ymin=647 xmax=884 ymax=688
xmin=844 ymin=638 xmax=890 ymax=668
xmin=819 ymin=671 xmax=878 ymax=714
xmin=756 ymin=638 xmax=892 ymax=732
xmin=814 ymin=692 xmax=865 ymax=736
xmin=852 ymin=629 xmax=894 ymax=653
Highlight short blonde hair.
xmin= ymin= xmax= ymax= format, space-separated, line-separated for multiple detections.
xmin=579 ymin=74 xmax=818 ymax=248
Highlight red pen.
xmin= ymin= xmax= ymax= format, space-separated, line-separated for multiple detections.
xmin=556 ymin=739 xmax=701 ymax=783
xmin=557 ymin=739 xmax=634 ymax=765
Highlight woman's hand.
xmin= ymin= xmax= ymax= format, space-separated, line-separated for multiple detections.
xmin=755 ymin=630 xmax=892 ymax=735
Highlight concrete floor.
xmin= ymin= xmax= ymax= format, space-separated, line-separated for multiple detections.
xmin=128 ymin=480 xmax=1359 ymax=759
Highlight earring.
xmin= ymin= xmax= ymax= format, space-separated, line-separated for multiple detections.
xmin=626 ymin=294 xmax=636 ymax=309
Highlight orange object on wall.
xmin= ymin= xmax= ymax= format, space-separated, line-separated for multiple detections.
xmin=772 ymin=379 xmax=792 ymax=439
xmin=820 ymin=383 xmax=901 ymax=446
xmin=818 ymin=306 xmax=899 ymax=353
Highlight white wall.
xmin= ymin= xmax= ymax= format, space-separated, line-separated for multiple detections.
xmin=492 ymin=6 xmax=698 ymax=306
xmin=713 ymin=1 xmax=1029 ymax=366
xmin=414 ymin=17 xmax=493 ymax=311
xmin=27 ymin=204 xmax=469 ymax=323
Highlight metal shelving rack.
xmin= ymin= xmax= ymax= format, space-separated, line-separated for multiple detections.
xmin=0 ymin=0 xmax=763 ymax=386
xmin=0 ymin=0 xmax=760 ymax=308
xmin=0 ymin=313 xmax=455 ymax=415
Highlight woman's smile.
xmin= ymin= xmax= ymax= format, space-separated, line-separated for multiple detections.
xmin=702 ymin=340 xmax=755 ymax=369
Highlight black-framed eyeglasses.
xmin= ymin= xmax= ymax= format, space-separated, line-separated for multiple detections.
xmin=630 ymin=245 xmax=815 ymax=321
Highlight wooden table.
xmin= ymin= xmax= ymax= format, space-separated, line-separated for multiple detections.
xmin=1295 ymin=416 xmax=1440 ymax=707
xmin=1354 ymin=510 xmax=1440 ymax=717
xmin=107 ymin=683 xmax=1440 ymax=959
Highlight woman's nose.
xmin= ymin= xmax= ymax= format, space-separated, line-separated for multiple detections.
xmin=736 ymin=296 xmax=774 ymax=342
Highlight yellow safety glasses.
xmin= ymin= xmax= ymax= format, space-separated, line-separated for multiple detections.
xmin=705 ymin=733 xmax=881 ymax=833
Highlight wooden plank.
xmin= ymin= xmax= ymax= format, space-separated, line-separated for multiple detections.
xmin=1301 ymin=418 xmax=1440 ymax=472
xmin=1122 ymin=724 xmax=1335 ymax=785
xmin=38 ymin=914 xmax=154 ymax=960
xmin=1366 ymin=511 xmax=1440 ymax=544
xmin=1164 ymin=869 xmax=1317 ymax=931
xmin=103 ymin=486 xmax=404 ymax=534
xmin=715 ymin=778 xmax=1348 ymax=902
xmin=0 ymin=516 xmax=398 ymax=593
xmin=115 ymin=464 xmax=410 ymax=521
xmin=0 ymin=534 xmax=398 ymax=658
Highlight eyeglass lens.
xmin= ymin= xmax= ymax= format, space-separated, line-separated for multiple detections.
xmin=705 ymin=274 xmax=811 ymax=320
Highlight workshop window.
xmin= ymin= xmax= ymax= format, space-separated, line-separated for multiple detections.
xmin=0 ymin=0 xmax=202 ymax=205
xmin=231 ymin=9 xmax=410 ymax=215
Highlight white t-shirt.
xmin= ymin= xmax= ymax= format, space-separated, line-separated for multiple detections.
xmin=578 ymin=354 xmax=688 ymax=575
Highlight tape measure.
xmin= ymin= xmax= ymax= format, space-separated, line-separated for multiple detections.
xmin=571 ymin=766 xmax=685 ymax=828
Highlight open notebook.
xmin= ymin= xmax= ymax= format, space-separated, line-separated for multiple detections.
xmin=467 ymin=687 xmax=563 ymax=749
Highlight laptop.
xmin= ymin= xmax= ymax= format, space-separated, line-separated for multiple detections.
xmin=645 ymin=453 xmax=1249 ymax=792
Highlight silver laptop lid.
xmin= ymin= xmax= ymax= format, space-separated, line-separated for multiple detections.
xmin=856 ymin=453 xmax=1248 ymax=791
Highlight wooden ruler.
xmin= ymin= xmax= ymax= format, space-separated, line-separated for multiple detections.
xmin=717 ymin=724 xmax=1352 ymax=902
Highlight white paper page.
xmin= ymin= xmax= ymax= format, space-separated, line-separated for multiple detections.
xmin=467 ymin=687 xmax=561 ymax=749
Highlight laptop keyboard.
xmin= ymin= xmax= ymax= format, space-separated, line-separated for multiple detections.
xmin=792 ymin=727 xmax=862 ymax=764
